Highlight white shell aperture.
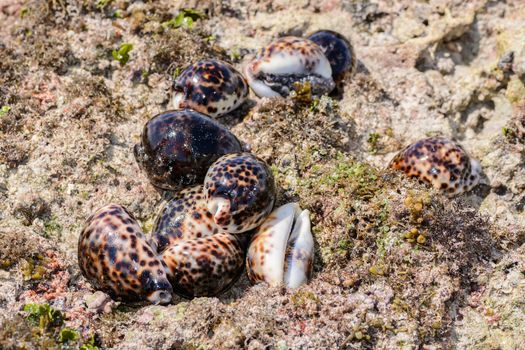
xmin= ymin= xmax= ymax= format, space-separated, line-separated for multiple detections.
xmin=246 ymin=203 xmax=314 ymax=289
xmin=244 ymin=37 xmax=335 ymax=98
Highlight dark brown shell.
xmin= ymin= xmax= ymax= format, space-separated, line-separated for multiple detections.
xmin=134 ymin=109 xmax=243 ymax=191
xmin=307 ymin=30 xmax=356 ymax=82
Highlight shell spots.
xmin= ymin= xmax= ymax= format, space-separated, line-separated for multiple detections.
xmin=172 ymin=60 xmax=248 ymax=118
xmin=133 ymin=109 xmax=242 ymax=191
xmin=78 ymin=204 xmax=173 ymax=304
xmin=307 ymin=30 xmax=356 ymax=82
xmin=389 ymin=137 xmax=481 ymax=196
xmin=152 ymin=185 xmax=223 ymax=253
xmin=246 ymin=203 xmax=314 ymax=288
xmin=204 ymin=153 xmax=276 ymax=233
xmin=161 ymin=233 xmax=247 ymax=298
xmin=244 ymin=36 xmax=335 ymax=98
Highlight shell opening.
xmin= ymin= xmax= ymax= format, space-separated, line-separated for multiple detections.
xmin=246 ymin=203 xmax=314 ymax=289
xmin=148 ymin=289 xmax=172 ymax=304
xmin=207 ymin=197 xmax=231 ymax=224
xmin=283 ymin=209 xmax=314 ymax=289
xmin=244 ymin=64 xmax=282 ymax=98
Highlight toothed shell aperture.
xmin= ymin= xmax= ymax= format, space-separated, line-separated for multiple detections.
xmin=78 ymin=204 xmax=173 ymax=304
xmin=244 ymin=36 xmax=335 ymax=98
xmin=246 ymin=203 xmax=314 ymax=288
xmin=172 ymin=60 xmax=249 ymax=118
xmin=134 ymin=109 xmax=243 ymax=191
xmin=204 ymin=152 xmax=276 ymax=233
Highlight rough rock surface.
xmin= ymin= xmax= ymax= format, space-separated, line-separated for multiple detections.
xmin=0 ymin=0 xmax=524 ymax=349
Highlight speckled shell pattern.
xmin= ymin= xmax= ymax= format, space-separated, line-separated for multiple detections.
xmin=389 ymin=137 xmax=481 ymax=196
xmin=307 ymin=30 xmax=356 ymax=82
xmin=78 ymin=204 xmax=173 ymax=304
xmin=152 ymin=185 xmax=222 ymax=253
xmin=172 ymin=60 xmax=249 ymax=118
xmin=204 ymin=153 xmax=276 ymax=234
xmin=246 ymin=203 xmax=314 ymax=289
xmin=152 ymin=185 xmax=249 ymax=298
xmin=161 ymin=232 xmax=247 ymax=298
xmin=244 ymin=36 xmax=335 ymax=97
xmin=133 ymin=109 xmax=243 ymax=191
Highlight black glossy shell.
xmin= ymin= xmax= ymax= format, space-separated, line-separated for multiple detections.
xmin=308 ymin=30 xmax=356 ymax=81
xmin=134 ymin=109 xmax=243 ymax=191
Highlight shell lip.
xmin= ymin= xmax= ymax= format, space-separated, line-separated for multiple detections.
xmin=251 ymin=72 xmax=335 ymax=97
xmin=147 ymin=289 xmax=173 ymax=304
xmin=171 ymin=91 xmax=187 ymax=110
xmin=246 ymin=203 xmax=314 ymax=288
xmin=207 ymin=196 xmax=232 ymax=224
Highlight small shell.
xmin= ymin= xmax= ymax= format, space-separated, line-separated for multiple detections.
xmin=389 ymin=137 xmax=481 ymax=196
xmin=246 ymin=203 xmax=314 ymax=289
xmin=134 ymin=109 xmax=243 ymax=191
xmin=307 ymin=30 xmax=356 ymax=82
xmin=204 ymin=152 xmax=276 ymax=233
xmin=172 ymin=60 xmax=249 ymax=117
xmin=78 ymin=204 xmax=173 ymax=304
xmin=244 ymin=37 xmax=335 ymax=98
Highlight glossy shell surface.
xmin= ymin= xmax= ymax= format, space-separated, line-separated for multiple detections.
xmin=172 ymin=60 xmax=249 ymax=118
xmin=152 ymin=185 xmax=223 ymax=253
xmin=78 ymin=204 xmax=173 ymax=304
xmin=204 ymin=153 xmax=276 ymax=233
xmin=244 ymin=37 xmax=335 ymax=98
xmin=246 ymin=203 xmax=314 ymax=288
xmin=134 ymin=109 xmax=243 ymax=191
xmin=153 ymin=185 xmax=248 ymax=298
xmin=161 ymin=232 xmax=246 ymax=298
xmin=389 ymin=137 xmax=481 ymax=196
xmin=307 ymin=30 xmax=356 ymax=81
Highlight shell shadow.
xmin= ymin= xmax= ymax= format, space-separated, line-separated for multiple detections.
xmin=218 ymin=98 xmax=258 ymax=129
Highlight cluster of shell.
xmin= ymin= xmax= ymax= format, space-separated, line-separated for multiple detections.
xmin=78 ymin=30 xmax=482 ymax=304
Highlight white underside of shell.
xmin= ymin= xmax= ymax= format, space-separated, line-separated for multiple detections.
xmin=258 ymin=51 xmax=332 ymax=78
xmin=172 ymin=92 xmax=185 ymax=110
xmin=246 ymin=203 xmax=314 ymax=289
xmin=245 ymin=43 xmax=334 ymax=98
xmin=243 ymin=68 xmax=282 ymax=98
xmin=470 ymin=158 xmax=481 ymax=179
xmin=283 ymin=209 xmax=313 ymax=288
xmin=172 ymin=91 xmax=245 ymax=118
xmin=465 ymin=158 xmax=482 ymax=190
